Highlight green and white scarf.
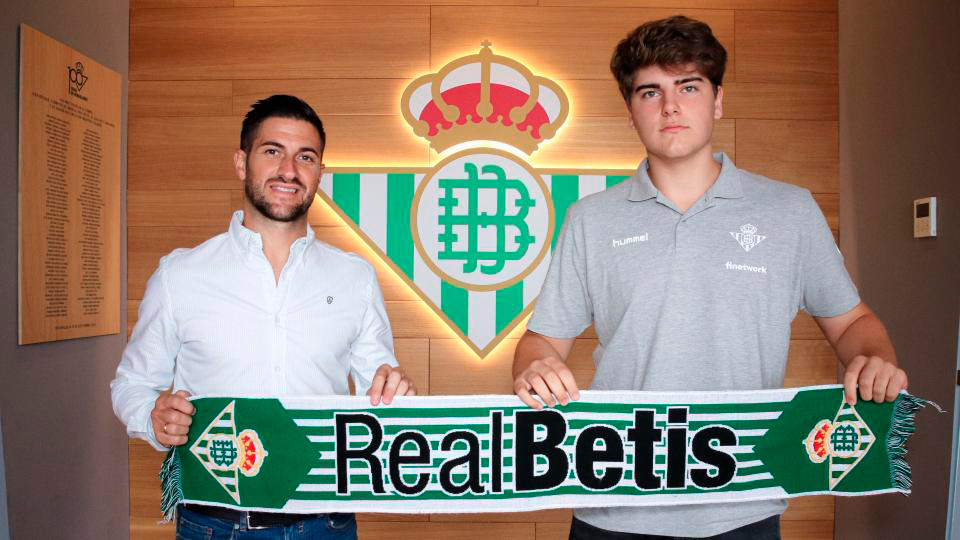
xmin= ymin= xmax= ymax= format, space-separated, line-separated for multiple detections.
xmin=161 ymin=385 xmax=933 ymax=518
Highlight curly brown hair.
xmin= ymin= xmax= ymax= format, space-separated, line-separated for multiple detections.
xmin=610 ymin=16 xmax=727 ymax=102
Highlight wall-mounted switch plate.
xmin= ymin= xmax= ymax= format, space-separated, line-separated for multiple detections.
xmin=913 ymin=197 xmax=937 ymax=238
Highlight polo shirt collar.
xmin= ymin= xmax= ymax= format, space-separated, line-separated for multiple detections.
xmin=627 ymin=152 xmax=743 ymax=202
xmin=705 ymin=152 xmax=743 ymax=201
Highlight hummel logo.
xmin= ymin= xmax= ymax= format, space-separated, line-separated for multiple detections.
xmin=612 ymin=233 xmax=648 ymax=247
xmin=730 ymin=223 xmax=766 ymax=252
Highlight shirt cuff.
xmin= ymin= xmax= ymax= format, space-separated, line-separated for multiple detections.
xmin=132 ymin=403 xmax=168 ymax=452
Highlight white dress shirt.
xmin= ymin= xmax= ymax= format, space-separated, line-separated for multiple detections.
xmin=111 ymin=211 xmax=397 ymax=450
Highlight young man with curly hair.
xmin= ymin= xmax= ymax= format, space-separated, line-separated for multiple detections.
xmin=513 ymin=16 xmax=907 ymax=539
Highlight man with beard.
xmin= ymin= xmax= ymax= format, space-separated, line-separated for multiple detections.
xmin=111 ymin=95 xmax=413 ymax=539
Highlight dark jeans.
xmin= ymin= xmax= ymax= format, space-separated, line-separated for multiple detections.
xmin=176 ymin=505 xmax=357 ymax=540
xmin=569 ymin=515 xmax=780 ymax=540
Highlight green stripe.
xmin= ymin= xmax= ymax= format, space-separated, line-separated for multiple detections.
xmin=606 ymin=175 xmax=629 ymax=188
xmin=495 ymin=282 xmax=523 ymax=334
xmin=549 ymin=175 xmax=579 ymax=248
xmin=289 ymin=401 xmax=784 ymax=419
xmin=332 ymin=173 xmax=360 ymax=225
xmin=441 ymin=282 xmax=468 ymax=335
xmin=386 ymin=173 xmax=415 ymax=279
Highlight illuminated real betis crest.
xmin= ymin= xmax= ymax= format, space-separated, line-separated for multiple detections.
xmin=319 ymin=43 xmax=633 ymax=356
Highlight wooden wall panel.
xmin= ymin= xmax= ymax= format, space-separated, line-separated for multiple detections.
xmin=782 ymin=520 xmax=833 ymax=540
xmin=128 ymin=2 xmax=841 ymax=538
xmin=814 ymin=193 xmax=839 ymax=231
xmin=724 ymin=82 xmax=837 ymax=120
xmin=232 ymin=79 xmax=407 ymax=116
xmin=238 ymin=0 xmax=537 ymax=5
xmin=430 ymin=338 xmax=597 ymax=395
xmin=130 ymin=7 xmax=430 ymax=80
xmin=128 ymin=116 xmax=239 ymax=191
xmin=132 ymin=0 xmax=229 ymax=7
xmin=736 ymin=10 xmax=838 ymax=84
xmin=322 ymin=116 xmax=430 ymax=167
xmin=736 ymin=120 xmax=839 ymax=193
xmin=129 ymin=440 xmax=172 ymax=540
xmin=128 ymin=190 xmax=234 ymax=227
xmin=791 ymin=313 xmax=825 ymax=340
xmin=785 ymin=340 xmax=839 ymax=388
xmin=356 ymin=512 xmax=428 ymax=522
xmin=392 ymin=339 xmax=431 ymax=394
xmin=129 ymin=81 xmax=232 ymax=117
xmin=430 ymin=7 xmax=736 ymax=81
xmin=536 ymin=522 xmax=570 ymax=540
xmin=432 ymin=508 xmax=570 ymax=523
xmin=541 ymin=0 xmax=835 ymax=10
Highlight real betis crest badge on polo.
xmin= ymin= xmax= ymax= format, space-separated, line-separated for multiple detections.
xmin=317 ymin=42 xmax=635 ymax=356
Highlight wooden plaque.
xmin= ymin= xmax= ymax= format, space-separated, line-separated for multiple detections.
xmin=18 ymin=25 xmax=121 ymax=344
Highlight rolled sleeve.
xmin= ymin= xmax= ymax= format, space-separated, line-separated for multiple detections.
xmin=110 ymin=261 xmax=180 ymax=451
xmin=799 ymin=192 xmax=860 ymax=317
xmin=528 ymin=205 xmax=594 ymax=338
xmin=348 ymin=264 xmax=398 ymax=395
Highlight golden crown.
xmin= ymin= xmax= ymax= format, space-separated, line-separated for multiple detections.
xmin=400 ymin=42 xmax=570 ymax=155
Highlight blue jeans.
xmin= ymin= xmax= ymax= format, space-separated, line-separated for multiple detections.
xmin=176 ymin=505 xmax=357 ymax=540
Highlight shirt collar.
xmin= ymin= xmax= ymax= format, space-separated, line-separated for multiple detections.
xmin=627 ymin=152 xmax=743 ymax=202
xmin=228 ymin=210 xmax=315 ymax=256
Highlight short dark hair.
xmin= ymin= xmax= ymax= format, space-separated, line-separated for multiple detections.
xmin=240 ymin=94 xmax=326 ymax=153
xmin=610 ymin=16 xmax=727 ymax=102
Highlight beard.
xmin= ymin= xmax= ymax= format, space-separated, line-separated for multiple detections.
xmin=244 ymin=175 xmax=314 ymax=223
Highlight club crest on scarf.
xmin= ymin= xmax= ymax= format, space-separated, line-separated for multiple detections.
xmin=802 ymin=398 xmax=874 ymax=489
xmin=163 ymin=387 xmax=932 ymax=518
xmin=189 ymin=400 xmax=269 ymax=503
xmin=318 ymin=43 xmax=634 ymax=356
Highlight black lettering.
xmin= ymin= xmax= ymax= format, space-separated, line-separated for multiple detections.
xmin=666 ymin=407 xmax=688 ymax=489
xmin=491 ymin=411 xmax=503 ymax=494
xmin=574 ymin=425 xmax=624 ymax=490
xmin=335 ymin=413 xmax=384 ymax=494
xmin=690 ymin=426 xmax=737 ymax=489
xmin=439 ymin=431 xmax=484 ymax=495
xmin=515 ymin=410 xmax=569 ymax=492
xmin=388 ymin=431 xmax=431 ymax=495
xmin=626 ymin=409 xmax=661 ymax=489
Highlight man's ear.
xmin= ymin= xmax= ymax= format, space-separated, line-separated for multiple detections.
xmin=713 ymin=85 xmax=724 ymax=120
xmin=234 ymin=149 xmax=247 ymax=181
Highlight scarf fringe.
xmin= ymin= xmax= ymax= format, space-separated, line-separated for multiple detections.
xmin=888 ymin=393 xmax=944 ymax=493
xmin=159 ymin=447 xmax=183 ymax=521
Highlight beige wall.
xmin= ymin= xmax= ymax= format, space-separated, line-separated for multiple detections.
xmin=837 ymin=1 xmax=960 ymax=538
xmin=0 ymin=2 xmax=129 ymax=539
xmin=128 ymin=1 xmax=841 ymax=538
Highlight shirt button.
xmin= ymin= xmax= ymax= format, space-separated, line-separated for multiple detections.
xmin=274 ymin=365 xmax=282 ymax=373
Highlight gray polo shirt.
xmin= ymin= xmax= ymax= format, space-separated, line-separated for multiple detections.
xmin=528 ymin=153 xmax=859 ymax=537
